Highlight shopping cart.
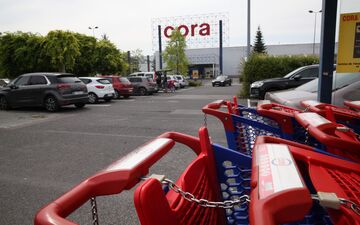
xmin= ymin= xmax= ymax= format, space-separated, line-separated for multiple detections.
xmin=301 ymin=100 xmax=360 ymax=134
xmin=202 ymin=99 xmax=304 ymax=156
xmin=344 ymin=100 xmax=360 ymax=112
xmin=203 ymin=99 xmax=360 ymax=162
xmin=34 ymin=127 xmax=252 ymax=225
xmin=34 ymin=127 xmax=360 ymax=225
xmin=250 ymin=136 xmax=360 ymax=225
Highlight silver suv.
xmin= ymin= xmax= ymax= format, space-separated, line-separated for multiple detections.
xmin=128 ymin=77 xmax=158 ymax=95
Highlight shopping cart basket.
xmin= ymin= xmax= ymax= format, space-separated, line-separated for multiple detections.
xmin=344 ymin=100 xmax=360 ymax=112
xmin=301 ymin=100 xmax=360 ymax=134
xmin=250 ymin=136 xmax=360 ymax=225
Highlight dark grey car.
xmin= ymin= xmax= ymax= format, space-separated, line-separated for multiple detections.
xmin=128 ymin=77 xmax=158 ymax=95
xmin=0 ymin=73 xmax=88 ymax=112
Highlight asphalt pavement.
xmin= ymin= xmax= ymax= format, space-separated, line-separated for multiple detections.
xmin=0 ymin=79 xmax=243 ymax=225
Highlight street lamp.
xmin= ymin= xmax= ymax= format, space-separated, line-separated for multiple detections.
xmin=88 ymin=26 xmax=99 ymax=38
xmin=308 ymin=10 xmax=322 ymax=55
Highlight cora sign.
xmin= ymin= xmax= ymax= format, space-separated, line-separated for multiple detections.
xmin=163 ymin=23 xmax=211 ymax=38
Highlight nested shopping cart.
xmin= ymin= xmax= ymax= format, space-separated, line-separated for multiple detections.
xmin=344 ymin=100 xmax=360 ymax=112
xmin=301 ymin=100 xmax=360 ymax=134
xmin=202 ymin=98 xmax=360 ymax=162
xmin=34 ymin=127 xmax=360 ymax=225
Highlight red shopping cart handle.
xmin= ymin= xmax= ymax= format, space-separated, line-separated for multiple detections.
xmin=251 ymin=136 xmax=360 ymax=225
xmin=34 ymin=131 xmax=203 ymax=225
xmin=294 ymin=112 xmax=360 ymax=161
xmin=301 ymin=100 xmax=360 ymax=122
xmin=344 ymin=100 xmax=360 ymax=111
xmin=202 ymin=100 xmax=235 ymax=131
xmin=250 ymin=143 xmax=312 ymax=225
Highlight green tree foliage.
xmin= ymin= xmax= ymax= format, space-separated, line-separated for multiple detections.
xmin=43 ymin=30 xmax=80 ymax=72
xmin=163 ymin=29 xmax=189 ymax=75
xmin=240 ymin=54 xmax=320 ymax=97
xmin=253 ymin=26 xmax=267 ymax=54
xmin=0 ymin=30 xmax=127 ymax=78
xmin=94 ymin=39 xmax=125 ymax=75
xmin=0 ymin=32 xmax=50 ymax=78
xmin=71 ymin=33 xmax=97 ymax=76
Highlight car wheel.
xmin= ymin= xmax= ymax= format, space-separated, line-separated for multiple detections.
xmin=104 ymin=98 xmax=112 ymax=102
xmin=114 ymin=90 xmax=120 ymax=99
xmin=0 ymin=96 xmax=10 ymax=110
xmin=123 ymin=95 xmax=130 ymax=99
xmin=139 ymin=87 xmax=147 ymax=96
xmin=44 ymin=95 xmax=59 ymax=112
xmin=229 ymin=82 xmax=232 ymax=86
xmin=88 ymin=93 xmax=98 ymax=104
xmin=212 ymin=84 xmax=215 ymax=87
xmin=75 ymin=103 xmax=85 ymax=108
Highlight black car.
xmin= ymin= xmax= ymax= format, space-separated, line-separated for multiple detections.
xmin=0 ymin=73 xmax=88 ymax=112
xmin=250 ymin=64 xmax=322 ymax=99
xmin=212 ymin=75 xmax=232 ymax=86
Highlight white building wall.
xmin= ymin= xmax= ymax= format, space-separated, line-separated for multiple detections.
xmin=153 ymin=43 xmax=332 ymax=77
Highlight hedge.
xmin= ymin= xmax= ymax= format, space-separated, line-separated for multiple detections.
xmin=240 ymin=54 xmax=319 ymax=97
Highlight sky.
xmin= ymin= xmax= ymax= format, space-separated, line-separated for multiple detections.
xmin=0 ymin=0 xmax=357 ymax=55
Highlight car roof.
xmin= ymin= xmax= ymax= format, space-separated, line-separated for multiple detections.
xmin=21 ymin=72 xmax=75 ymax=77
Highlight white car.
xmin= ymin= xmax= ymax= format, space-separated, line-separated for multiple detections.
xmin=129 ymin=72 xmax=156 ymax=81
xmin=174 ymin=75 xmax=188 ymax=88
xmin=167 ymin=75 xmax=181 ymax=89
xmin=265 ymin=72 xmax=360 ymax=109
xmin=79 ymin=77 xmax=115 ymax=103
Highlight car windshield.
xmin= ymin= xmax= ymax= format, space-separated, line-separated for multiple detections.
xmin=96 ymin=79 xmax=111 ymax=84
xmin=119 ymin=77 xmax=131 ymax=84
xmin=283 ymin=67 xmax=305 ymax=78
xmin=296 ymin=72 xmax=360 ymax=92
xmin=104 ymin=78 xmax=113 ymax=83
xmin=57 ymin=75 xmax=81 ymax=83
xmin=216 ymin=76 xmax=226 ymax=80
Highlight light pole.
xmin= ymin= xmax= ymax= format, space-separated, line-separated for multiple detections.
xmin=308 ymin=10 xmax=322 ymax=55
xmin=88 ymin=26 xmax=99 ymax=38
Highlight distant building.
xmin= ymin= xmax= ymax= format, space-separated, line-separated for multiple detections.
xmin=151 ymin=43 xmax=337 ymax=78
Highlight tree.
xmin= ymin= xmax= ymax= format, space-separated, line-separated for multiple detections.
xmin=0 ymin=32 xmax=49 ymax=78
xmin=43 ymin=30 xmax=80 ymax=72
xmin=163 ymin=29 xmax=189 ymax=75
xmin=94 ymin=39 xmax=126 ymax=74
xmin=71 ymin=33 xmax=97 ymax=76
xmin=253 ymin=26 xmax=267 ymax=54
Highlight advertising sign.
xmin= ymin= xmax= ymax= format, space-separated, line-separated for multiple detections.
xmin=337 ymin=12 xmax=360 ymax=73
xmin=152 ymin=13 xmax=229 ymax=50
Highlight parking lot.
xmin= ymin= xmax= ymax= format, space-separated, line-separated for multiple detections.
xmin=0 ymin=80 xmax=242 ymax=224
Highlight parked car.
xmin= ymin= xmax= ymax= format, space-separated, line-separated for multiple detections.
xmin=174 ymin=75 xmax=188 ymax=88
xmin=265 ymin=72 xmax=360 ymax=109
xmin=212 ymin=75 xmax=232 ymax=87
xmin=0 ymin=79 xmax=8 ymax=87
xmin=167 ymin=75 xmax=181 ymax=89
xmin=129 ymin=72 xmax=157 ymax=81
xmin=99 ymin=75 xmax=133 ymax=99
xmin=0 ymin=73 xmax=88 ymax=112
xmin=250 ymin=64 xmax=324 ymax=99
xmin=128 ymin=77 xmax=158 ymax=95
xmin=79 ymin=77 xmax=115 ymax=103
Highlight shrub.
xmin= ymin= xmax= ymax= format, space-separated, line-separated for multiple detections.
xmin=188 ymin=80 xmax=202 ymax=87
xmin=240 ymin=54 xmax=319 ymax=97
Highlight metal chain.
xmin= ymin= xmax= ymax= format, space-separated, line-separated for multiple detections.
xmin=339 ymin=198 xmax=360 ymax=216
xmin=304 ymin=128 xmax=309 ymax=144
xmin=163 ymin=178 xmax=250 ymax=209
xmin=203 ymin=114 xmax=207 ymax=127
xmin=90 ymin=197 xmax=99 ymax=225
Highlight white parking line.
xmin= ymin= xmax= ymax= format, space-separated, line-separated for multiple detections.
xmin=86 ymin=104 xmax=111 ymax=107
